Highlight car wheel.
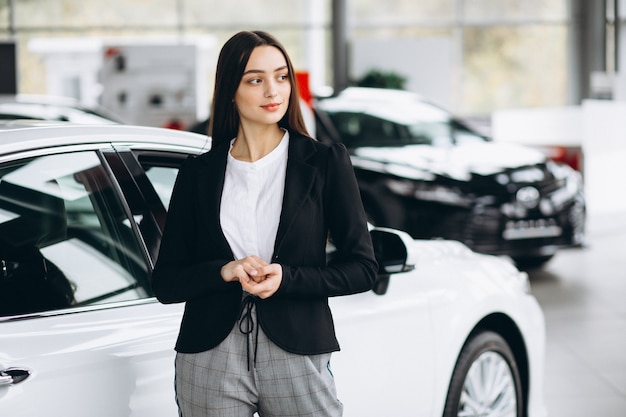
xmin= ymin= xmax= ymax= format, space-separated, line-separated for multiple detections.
xmin=443 ymin=331 xmax=523 ymax=417
xmin=514 ymin=254 xmax=554 ymax=269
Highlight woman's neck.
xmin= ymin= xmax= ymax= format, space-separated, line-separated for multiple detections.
xmin=231 ymin=124 xmax=285 ymax=162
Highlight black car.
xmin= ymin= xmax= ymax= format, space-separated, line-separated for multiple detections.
xmin=315 ymin=87 xmax=586 ymax=267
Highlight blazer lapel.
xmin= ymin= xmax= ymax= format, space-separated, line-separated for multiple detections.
xmin=274 ymin=135 xmax=318 ymax=254
xmin=196 ymin=141 xmax=232 ymax=255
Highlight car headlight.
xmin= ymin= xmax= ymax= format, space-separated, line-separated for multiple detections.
xmin=386 ymin=178 xmax=473 ymax=207
xmin=541 ymin=169 xmax=583 ymax=213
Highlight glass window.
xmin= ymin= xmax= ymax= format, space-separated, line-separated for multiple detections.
xmin=0 ymin=151 xmax=150 ymax=317
xmin=464 ymin=0 xmax=568 ymax=21
xmin=0 ymin=7 xmax=7 ymax=31
xmin=462 ymin=24 xmax=568 ymax=113
xmin=349 ymin=0 xmax=570 ymax=115
xmin=451 ymin=122 xmax=489 ymax=145
xmin=131 ymin=152 xmax=189 ymax=215
xmin=144 ymin=166 xmax=179 ymax=210
xmin=329 ymin=111 xmax=461 ymax=148
xmin=3 ymin=0 xmax=574 ymax=117
xmin=351 ymin=0 xmax=455 ymax=22
xmin=13 ymin=0 xmax=178 ymax=29
xmin=129 ymin=151 xmax=193 ymax=264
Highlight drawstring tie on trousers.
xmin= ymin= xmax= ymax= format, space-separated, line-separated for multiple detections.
xmin=239 ymin=294 xmax=259 ymax=371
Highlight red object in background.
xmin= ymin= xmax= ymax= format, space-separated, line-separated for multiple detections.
xmin=296 ymin=71 xmax=312 ymax=108
xmin=164 ymin=119 xmax=184 ymax=130
xmin=104 ymin=47 xmax=121 ymax=59
xmin=548 ymin=145 xmax=582 ymax=172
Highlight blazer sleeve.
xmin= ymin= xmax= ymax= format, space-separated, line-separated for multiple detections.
xmin=151 ymin=155 xmax=235 ymax=304
xmin=277 ymin=142 xmax=378 ymax=298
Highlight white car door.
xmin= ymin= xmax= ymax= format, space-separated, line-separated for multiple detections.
xmin=0 ymin=148 xmax=182 ymax=416
xmin=329 ymin=251 xmax=440 ymax=416
xmin=0 ymin=302 xmax=182 ymax=417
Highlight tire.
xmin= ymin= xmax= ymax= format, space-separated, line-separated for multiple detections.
xmin=443 ymin=331 xmax=523 ymax=417
xmin=514 ymin=254 xmax=554 ymax=270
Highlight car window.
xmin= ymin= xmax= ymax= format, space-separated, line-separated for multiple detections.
xmin=404 ymin=119 xmax=452 ymax=146
xmin=328 ymin=112 xmax=411 ymax=148
xmin=327 ymin=110 xmax=486 ymax=149
xmin=451 ymin=124 xmax=488 ymax=145
xmin=0 ymin=151 xmax=151 ymax=317
xmin=144 ymin=166 xmax=179 ymax=209
xmin=132 ymin=152 xmax=190 ymax=216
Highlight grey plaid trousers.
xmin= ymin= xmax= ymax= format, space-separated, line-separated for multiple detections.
xmin=174 ymin=305 xmax=343 ymax=417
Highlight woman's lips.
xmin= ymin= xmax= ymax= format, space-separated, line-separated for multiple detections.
xmin=261 ymin=102 xmax=282 ymax=111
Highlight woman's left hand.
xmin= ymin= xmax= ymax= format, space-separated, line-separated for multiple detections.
xmin=241 ymin=264 xmax=282 ymax=299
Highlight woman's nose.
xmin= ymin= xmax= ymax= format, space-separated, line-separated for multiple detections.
xmin=265 ymin=82 xmax=277 ymax=98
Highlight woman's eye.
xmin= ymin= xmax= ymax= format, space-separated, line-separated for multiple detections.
xmin=249 ymin=78 xmax=262 ymax=85
xmin=278 ymin=74 xmax=289 ymax=81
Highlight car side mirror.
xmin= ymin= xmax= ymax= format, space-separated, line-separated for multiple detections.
xmin=369 ymin=228 xmax=415 ymax=295
xmin=370 ymin=228 xmax=415 ymax=274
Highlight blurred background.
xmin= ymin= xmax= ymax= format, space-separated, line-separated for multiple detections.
xmin=2 ymin=1 xmax=625 ymax=416
xmin=0 ymin=0 xmax=615 ymax=118
xmin=2 ymin=1 xmax=624 ymax=219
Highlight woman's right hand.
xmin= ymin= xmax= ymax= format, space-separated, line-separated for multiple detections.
xmin=220 ymin=256 xmax=269 ymax=283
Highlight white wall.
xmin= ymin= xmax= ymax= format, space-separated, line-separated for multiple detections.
xmin=351 ymin=37 xmax=453 ymax=110
xmin=580 ymin=100 xmax=626 ymax=216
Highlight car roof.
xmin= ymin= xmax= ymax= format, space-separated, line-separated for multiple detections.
xmin=0 ymin=121 xmax=211 ymax=156
xmin=317 ymin=87 xmax=451 ymax=125
xmin=0 ymin=94 xmax=122 ymax=124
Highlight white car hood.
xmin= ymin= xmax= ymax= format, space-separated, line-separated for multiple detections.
xmin=403 ymin=236 xmax=529 ymax=294
xmin=353 ymin=141 xmax=547 ymax=181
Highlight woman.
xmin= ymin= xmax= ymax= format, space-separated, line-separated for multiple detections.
xmin=152 ymin=30 xmax=378 ymax=417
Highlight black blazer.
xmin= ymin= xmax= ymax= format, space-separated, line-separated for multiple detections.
xmin=151 ymin=132 xmax=378 ymax=355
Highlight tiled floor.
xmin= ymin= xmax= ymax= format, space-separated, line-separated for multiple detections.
xmin=527 ymin=210 xmax=626 ymax=417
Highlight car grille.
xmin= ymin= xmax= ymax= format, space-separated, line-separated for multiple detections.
xmin=418 ymin=164 xmax=584 ymax=256
xmin=473 ymin=163 xmax=572 ymax=211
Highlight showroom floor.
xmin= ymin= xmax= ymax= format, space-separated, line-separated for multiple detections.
xmin=527 ymin=209 xmax=626 ymax=417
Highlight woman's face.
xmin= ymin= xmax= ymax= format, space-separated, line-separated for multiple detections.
xmin=234 ymin=45 xmax=291 ymax=129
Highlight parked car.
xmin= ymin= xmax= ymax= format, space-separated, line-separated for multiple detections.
xmin=315 ymin=87 xmax=586 ymax=268
xmin=0 ymin=122 xmax=546 ymax=417
xmin=0 ymin=94 xmax=121 ymax=124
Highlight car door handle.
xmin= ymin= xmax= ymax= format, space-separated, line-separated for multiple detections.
xmin=0 ymin=368 xmax=31 ymax=386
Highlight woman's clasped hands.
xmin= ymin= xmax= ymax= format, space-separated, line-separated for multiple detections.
xmin=221 ymin=255 xmax=282 ymax=299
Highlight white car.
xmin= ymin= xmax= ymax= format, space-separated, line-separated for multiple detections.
xmin=0 ymin=123 xmax=546 ymax=417
xmin=0 ymin=94 xmax=121 ymax=124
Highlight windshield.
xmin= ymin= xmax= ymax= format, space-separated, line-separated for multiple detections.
xmin=326 ymin=110 xmax=487 ymax=148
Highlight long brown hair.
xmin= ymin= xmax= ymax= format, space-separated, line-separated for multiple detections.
xmin=208 ymin=30 xmax=311 ymax=145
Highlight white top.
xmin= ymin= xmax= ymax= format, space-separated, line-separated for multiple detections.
xmin=220 ymin=130 xmax=289 ymax=263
